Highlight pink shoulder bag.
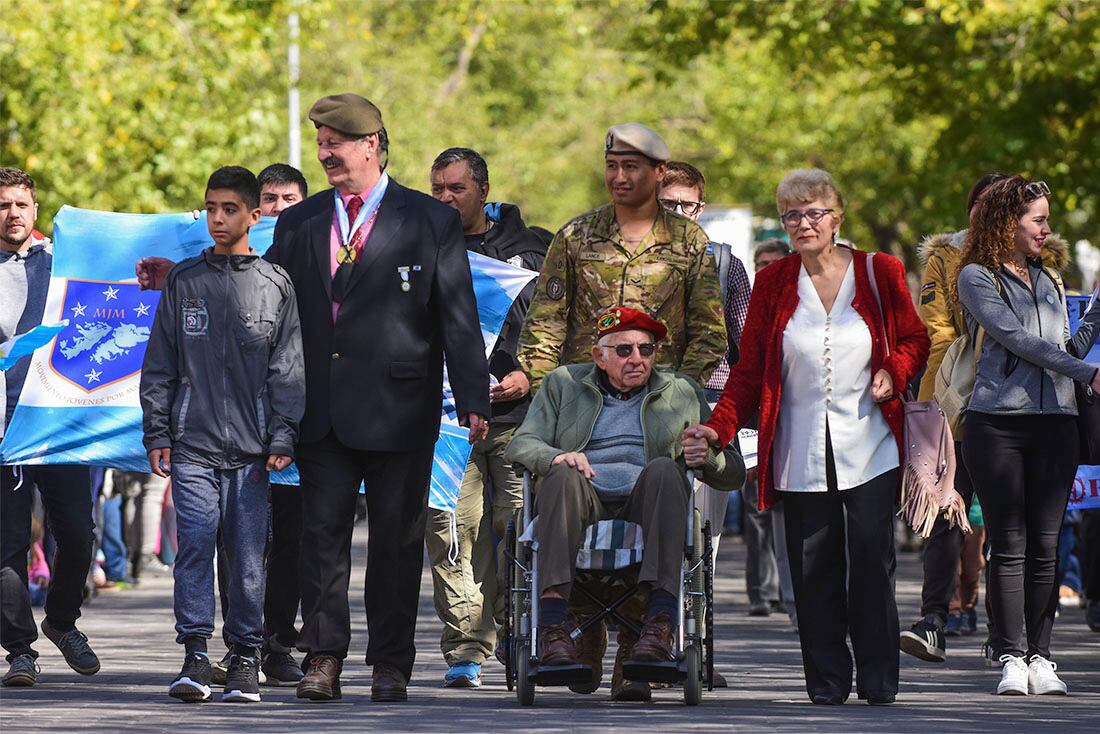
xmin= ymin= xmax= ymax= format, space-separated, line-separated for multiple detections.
xmin=866 ymin=253 xmax=971 ymax=537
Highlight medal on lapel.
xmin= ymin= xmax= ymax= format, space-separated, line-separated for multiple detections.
xmin=398 ymin=266 xmax=411 ymax=292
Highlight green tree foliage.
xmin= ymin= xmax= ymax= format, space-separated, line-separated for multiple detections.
xmin=3 ymin=0 xmax=1098 ymax=283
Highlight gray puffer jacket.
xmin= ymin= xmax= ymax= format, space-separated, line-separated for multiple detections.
xmin=958 ymin=261 xmax=1100 ymax=416
xmin=140 ymin=248 xmax=305 ymax=468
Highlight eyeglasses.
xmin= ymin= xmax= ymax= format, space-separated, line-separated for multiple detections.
xmin=658 ymin=198 xmax=704 ymax=216
xmin=779 ymin=208 xmax=834 ymax=228
xmin=603 ymin=342 xmax=657 ymax=358
xmin=1023 ymin=180 xmax=1051 ymax=201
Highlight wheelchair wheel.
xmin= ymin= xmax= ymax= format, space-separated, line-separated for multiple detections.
xmin=683 ymin=642 xmax=702 ymax=706
xmin=503 ymin=519 xmax=516 ymax=692
xmin=703 ymin=521 xmax=715 ymax=692
xmin=516 ymin=640 xmax=535 ymax=706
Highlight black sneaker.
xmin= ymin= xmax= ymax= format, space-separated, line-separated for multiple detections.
xmin=261 ymin=651 xmax=303 ymax=686
xmin=2 ymin=653 xmax=40 ymax=687
xmin=223 ymin=654 xmax=261 ymax=702
xmin=169 ymin=652 xmax=213 ymax=702
xmin=900 ymin=615 xmax=946 ymax=662
xmin=40 ymin=619 xmax=100 ymax=675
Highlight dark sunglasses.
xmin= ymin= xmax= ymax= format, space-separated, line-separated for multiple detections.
xmin=604 ymin=342 xmax=657 ymax=358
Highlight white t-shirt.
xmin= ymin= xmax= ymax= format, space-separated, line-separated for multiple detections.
xmin=773 ymin=262 xmax=898 ymax=492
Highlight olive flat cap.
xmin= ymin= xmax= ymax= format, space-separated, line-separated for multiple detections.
xmin=308 ymin=93 xmax=384 ymax=136
xmin=604 ymin=123 xmax=670 ymax=162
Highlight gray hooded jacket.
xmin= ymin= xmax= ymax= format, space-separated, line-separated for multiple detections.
xmin=140 ymin=248 xmax=305 ymax=467
xmin=958 ymin=261 xmax=1099 ymax=416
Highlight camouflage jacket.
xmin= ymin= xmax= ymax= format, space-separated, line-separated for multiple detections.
xmin=517 ymin=203 xmax=726 ymax=388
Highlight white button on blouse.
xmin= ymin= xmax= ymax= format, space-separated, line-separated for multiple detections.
xmin=773 ymin=262 xmax=899 ymax=492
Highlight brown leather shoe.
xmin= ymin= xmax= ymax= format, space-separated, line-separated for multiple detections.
xmin=629 ymin=613 xmax=675 ymax=663
xmin=610 ymin=628 xmax=651 ymax=702
xmin=539 ymin=621 xmax=580 ymax=666
xmin=568 ymin=620 xmax=608 ymax=694
xmin=371 ymin=663 xmax=408 ymax=702
xmin=296 ymin=655 xmax=341 ymax=701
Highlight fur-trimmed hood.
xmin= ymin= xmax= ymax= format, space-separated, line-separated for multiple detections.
xmin=917 ymin=228 xmax=1070 ymax=272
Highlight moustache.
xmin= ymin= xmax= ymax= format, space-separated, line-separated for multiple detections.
xmin=322 ymin=156 xmax=345 ymax=170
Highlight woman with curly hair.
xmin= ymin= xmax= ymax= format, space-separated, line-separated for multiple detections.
xmin=955 ymin=175 xmax=1100 ymax=696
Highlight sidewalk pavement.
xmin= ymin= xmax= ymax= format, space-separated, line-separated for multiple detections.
xmin=1 ymin=524 xmax=1098 ymax=733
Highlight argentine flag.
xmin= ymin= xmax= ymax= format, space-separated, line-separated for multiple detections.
xmin=0 ymin=206 xmax=536 ymax=513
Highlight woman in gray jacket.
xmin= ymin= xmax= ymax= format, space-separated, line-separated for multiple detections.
xmin=955 ymin=175 xmax=1100 ymax=697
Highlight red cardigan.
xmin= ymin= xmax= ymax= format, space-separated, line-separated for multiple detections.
xmin=706 ymin=247 xmax=930 ymax=509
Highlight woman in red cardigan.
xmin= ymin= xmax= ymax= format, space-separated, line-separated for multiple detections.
xmin=683 ymin=169 xmax=929 ymax=706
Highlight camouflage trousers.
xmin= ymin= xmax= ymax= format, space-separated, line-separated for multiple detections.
xmin=425 ymin=425 xmax=523 ymax=666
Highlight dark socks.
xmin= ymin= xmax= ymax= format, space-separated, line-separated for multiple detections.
xmin=539 ymin=596 xmax=569 ymax=626
xmin=233 ymin=643 xmax=257 ymax=659
xmin=648 ymin=589 xmax=677 ymax=619
xmin=183 ymin=637 xmax=208 ymax=656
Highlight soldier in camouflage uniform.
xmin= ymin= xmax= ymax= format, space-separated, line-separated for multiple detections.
xmin=517 ymin=123 xmax=726 ymax=389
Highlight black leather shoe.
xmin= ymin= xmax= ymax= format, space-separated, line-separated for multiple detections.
xmin=371 ymin=663 xmax=408 ymax=702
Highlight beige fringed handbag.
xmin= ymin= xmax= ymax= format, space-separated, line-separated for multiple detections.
xmin=865 ymin=254 xmax=971 ymax=537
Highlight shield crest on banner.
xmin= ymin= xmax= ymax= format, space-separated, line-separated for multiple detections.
xmin=49 ymin=279 xmax=160 ymax=393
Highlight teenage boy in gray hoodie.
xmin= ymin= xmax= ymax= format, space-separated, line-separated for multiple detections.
xmin=140 ymin=166 xmax=304 ymax=703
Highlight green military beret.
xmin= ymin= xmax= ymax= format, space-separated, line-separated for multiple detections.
xmin=604 ymin=123 xmax=670 ymax=162
xmin=308 ymin=93 xmax=384 ymax=136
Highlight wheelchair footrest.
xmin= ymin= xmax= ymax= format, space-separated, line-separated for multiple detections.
xmin=621 ymin=659 xmax=683 ymax=683
xmin=529 ymin=662 xmax=593 ymax=687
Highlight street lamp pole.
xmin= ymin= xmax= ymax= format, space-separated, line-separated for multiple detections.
xmin=287 ymin=10 xmax=301 ymax=169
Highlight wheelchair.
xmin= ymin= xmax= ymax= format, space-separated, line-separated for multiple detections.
xmin=501 ymin=465 xmax=715 ymax=706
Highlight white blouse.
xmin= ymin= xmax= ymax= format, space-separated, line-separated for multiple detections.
xmin=773 ymin=262 xmax=899 ymax=492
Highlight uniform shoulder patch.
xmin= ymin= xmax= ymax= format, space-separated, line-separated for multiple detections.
xmin=921 ymin=290 xmax=936 ymax=305
xmin=546 ymin=276 xmax=566 ymax=300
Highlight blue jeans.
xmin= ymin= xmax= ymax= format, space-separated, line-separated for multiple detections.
xmin=100 ymin=494 xmax=129 ymax=581
xmin=171 ymin=461 xmax=269 ymax=649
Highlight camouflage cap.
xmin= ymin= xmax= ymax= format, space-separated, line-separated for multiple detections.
xmin=308 ymin=93 xmax=384 ymax=136
xmin=604 ymin=123 xmax=670 ymax=162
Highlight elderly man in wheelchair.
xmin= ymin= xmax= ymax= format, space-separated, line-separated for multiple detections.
xmin=503 ymin=307 xmax=744 ymax=703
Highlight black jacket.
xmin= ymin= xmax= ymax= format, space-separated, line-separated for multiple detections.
xmin=140 ymin=249 xmax=304 ymax=467
xmin=267 ymin=179 xmax=490 ymax=451
xmin=469 ymin=203 xmax=548 ymax=424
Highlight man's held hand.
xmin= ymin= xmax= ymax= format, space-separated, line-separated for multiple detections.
xmin=135 ymin=256 xmax=175 ymax=291
xmin=267 ymin=454 xmax=292 ymax=472
xmin=462 ymin=413 xmax=489 ymax=443
xmin=681 ymin=424 xmax=719 ymax=468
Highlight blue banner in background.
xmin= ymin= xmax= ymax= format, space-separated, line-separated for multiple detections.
xmin=0 ymin=206 xmax=536 ymax=513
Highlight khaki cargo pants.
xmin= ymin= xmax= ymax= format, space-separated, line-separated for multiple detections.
xmin=425 ymin=424 xmax=523 ymax=665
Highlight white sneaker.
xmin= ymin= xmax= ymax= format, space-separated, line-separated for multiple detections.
xmin=1027 ymin=655 xmax=1067 ymax=695
xmin=996 ymin=655 xmax=1028 ymax=695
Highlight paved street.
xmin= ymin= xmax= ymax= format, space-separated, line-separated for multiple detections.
xmin=2 ymin=524 xmax=1098 ymax=733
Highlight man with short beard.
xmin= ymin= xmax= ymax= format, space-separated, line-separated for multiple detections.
xmin=426 ymin=147 xmax=548 ymax=688
xmin=1 ymin=167 xmax=100 ymax=688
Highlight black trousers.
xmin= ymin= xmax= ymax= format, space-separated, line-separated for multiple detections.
xmin=264 ymin=483 xmax=302 ymax=653
xmin=963 ymin=412 xmax=1078 ymax=659
xmin=919 ymin=443 xmax=975 ymax=623
xmin=1082 ymin=510 xmax=1100 ymax=603
xmin=295 ymin=431 xmax=434 ymax=681
xmin=782 ymin=466 xmax=900 ymax=702
xmin=0 ymin=465 xmax=94 ymax=661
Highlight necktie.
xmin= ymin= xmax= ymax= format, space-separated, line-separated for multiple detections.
xmin=333 ymin=196 xmax=363 ymax=303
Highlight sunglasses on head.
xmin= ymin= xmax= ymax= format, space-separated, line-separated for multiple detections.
xmin=1023 ymin=180 xmax=1051 ymax=201
xmin=604 ymin=342 xmax=657 ymax=358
